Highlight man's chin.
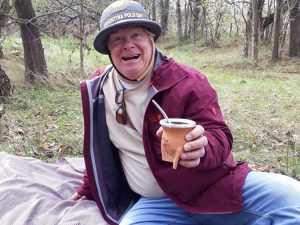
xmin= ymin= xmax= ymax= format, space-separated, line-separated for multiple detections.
xmin=120 ymin=69 xmax=142 ymax=79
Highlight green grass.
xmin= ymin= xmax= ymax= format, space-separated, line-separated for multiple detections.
xmin=1 ymin=36 xmax=299 ymax=177
xmin=0 ymin=84 xmax=82 ymax=162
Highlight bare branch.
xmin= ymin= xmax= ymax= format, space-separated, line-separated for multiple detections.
xmin=0 ymin=4 xmax=73 ymax=26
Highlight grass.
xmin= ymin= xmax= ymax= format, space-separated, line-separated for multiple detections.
xmin=0 ymin=85 xmax=82 ymax=162
xmin=1 ymin=36 xmax=299 ymax=177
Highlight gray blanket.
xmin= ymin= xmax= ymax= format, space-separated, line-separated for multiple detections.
xmin=0 ymin=152 xmax=107 ymax=225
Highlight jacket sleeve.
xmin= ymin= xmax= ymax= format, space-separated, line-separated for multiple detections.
xmin=76 ymin=169 xmax=94 ymax=200
xmin=183 ymin=72 xmax=233 ymax=169
xmin=199 ymin=96 xmax=233 ymax=169
xmin=76 ymin=68 xmax=106 ymax=199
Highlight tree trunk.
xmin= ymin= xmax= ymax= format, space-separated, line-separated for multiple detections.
xmin=0 ymin=0 xmax=12 ymax=59
xmin=160 ymin=0 xmax=170 ymax=36
xmin=289 ymin=0 xmax=300 ymax=57
xmin=263 ymin=0 xmax=274 ymax=41
xmin=279 ymin=18 xmax=289 ymax=58
xmin=233 ymin=3 xmax=239 ymax=37
xmin=0 ymin=66 xmax=12 ymax=103
xmin=258 ymin=0 xmax=265 ymax=40
xmin=79 ymin=0 xmax=86 ymax=75
xmin=242 ymin=3 xmax=252 ymax=57
xmin=252 ymin=0 xmax=259 ymax=61
xmin=271 ymin=0 xmax=282 ymax=62
xmin=214 ymin=12 xmax=223 ymax=41
xmin=14 ymin=0 xmax=48 ymax=84
xmin=202 ymin=5 xmax=209 ymax=45
xmin=176 ymin=0 xmax=183 ymax=41
xmin=151 ymin=0 xmax=157 ymax=21
xmin=192 ymin=0 xmax=201 ymax=42
xmin=184 ymin=0 xmax=189 ymax=38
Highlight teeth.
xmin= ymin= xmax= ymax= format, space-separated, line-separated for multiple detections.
xmin=122 ymin=54 xmax=140 ymax=61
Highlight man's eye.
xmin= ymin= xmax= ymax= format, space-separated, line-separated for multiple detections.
xmin=115 ymin=37 xmax=122 ymax=41
xmin=111 ymin=36 xmax=123 ymax=43
xmin=133 ymin=33 xmax=141 ymax=38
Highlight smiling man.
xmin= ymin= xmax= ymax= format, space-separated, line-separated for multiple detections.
xmin=71 ymin=1 xmax=300 ymax=225
xmin=107 ymin=27 xmax=154 ymax=82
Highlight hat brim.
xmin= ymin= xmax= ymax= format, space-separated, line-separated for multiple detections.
xmin=93 ymin=19 xmax=162 ymax=54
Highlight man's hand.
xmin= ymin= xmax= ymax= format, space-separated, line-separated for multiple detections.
xmin=156 ymin=125 xmax=207 ymax=168
xmin=70 ymin=192 xmax=87 ymax=201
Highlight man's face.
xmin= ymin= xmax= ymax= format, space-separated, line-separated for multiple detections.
xmin=107 ymin=27 xmax=153 ymax=80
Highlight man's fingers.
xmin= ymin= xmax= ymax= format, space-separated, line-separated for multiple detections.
xmin=70 ymin=192 xmax=82 ymax=201
xmin=185 ymin=125 xmax=204 ymax=141
xmin=179 ymin=158 xmax=200 ymax=168
xmin=80 ymin=196 xmax=88 ymax=201
xmin=184 ymin=136 xmax=207 ymax=152
xmin=181 ymin=147 xmax=205 ymax=160
xmin=70 ymin=192 xmax=88 ymax=201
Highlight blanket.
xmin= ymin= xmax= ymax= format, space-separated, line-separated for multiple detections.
xmin=0 ymin=152 xmax=108 ymax=225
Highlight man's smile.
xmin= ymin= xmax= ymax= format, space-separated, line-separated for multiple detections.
xmin=122 ymin=54 xmax=140 ymax=61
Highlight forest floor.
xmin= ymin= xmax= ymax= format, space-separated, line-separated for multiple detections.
xmin=0 ymin=36 xmax=299 ymax=179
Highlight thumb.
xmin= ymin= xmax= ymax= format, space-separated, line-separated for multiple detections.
xmin=156 ymin=126 xmax=163 ymax=137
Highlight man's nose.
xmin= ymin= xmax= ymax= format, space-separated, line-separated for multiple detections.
xmin=123 ymin=37 xmax=135 ymax=49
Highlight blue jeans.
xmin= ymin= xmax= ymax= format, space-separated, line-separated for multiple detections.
xmin=120 ymin=172 xmax=300 ymax=225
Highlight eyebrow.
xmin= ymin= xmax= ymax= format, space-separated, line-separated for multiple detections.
xmin=112 ymin=27 xmax=145 ymax=35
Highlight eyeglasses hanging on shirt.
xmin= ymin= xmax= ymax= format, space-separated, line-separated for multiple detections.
xmin=115 ymin=89 xmax=127 ymax=124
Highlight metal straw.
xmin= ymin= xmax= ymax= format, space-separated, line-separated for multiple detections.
xmin=152 ymin=100 xmax=171 ymax=123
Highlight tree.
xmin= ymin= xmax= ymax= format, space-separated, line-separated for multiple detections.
xmin=0 ymin=66 xmax=12 ymax=102
xmin=0 ymin=0 xmax=11 ymax=59
xmin=191 ymin=0 xmax=201 ymax=43
xmin=160 ymin=0 xmax=170 ymax=36
xmin=257 ymin=0 xmax=265 ymax=40
xmin=201 ymin=2 xmax=209 ymax=45
xmin=231 ymin=0 xmax=240 ymax=37
xmin=212 ymin=0 xmax=225 ymax=43
xmin=14 ymin=0 xmax=48 ymax=84
xmin=242 ymin=1 xmax=252 ymax=57
xmin=183 ymin=0 xmax=192 ymax=39
xmin=271 ymin=0 xmax=282 ymax=61
xmin=0 ymin=0 xmax=12 ymax=102
xmin=151 ymin=0 xmax=157 ymax=21
xmin=262 ymin=0 xmax=275 ymax=40
xmin=176 ymin=0 xmax=183 ymax=41
xmin=289 ymin=0 xmax=300 ymax=57
xmin=252 ymin=0 xmax=259 ymax=61
xmin=79 ymin=0 xmax=86 ymax=75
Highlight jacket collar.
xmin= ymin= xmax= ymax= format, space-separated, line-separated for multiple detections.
xmin=151 ymin=49 xmax=189 ymax=91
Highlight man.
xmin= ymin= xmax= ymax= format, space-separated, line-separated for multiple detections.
xmin=72 ymin=1 xmax=300 ymax=225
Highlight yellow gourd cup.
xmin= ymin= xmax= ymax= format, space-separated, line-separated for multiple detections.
xmin=160 ymin=118 xmax=196 ymax=169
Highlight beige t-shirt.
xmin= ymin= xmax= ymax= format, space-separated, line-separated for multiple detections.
xmin=102 ymin=69 xmax=165 ymax=197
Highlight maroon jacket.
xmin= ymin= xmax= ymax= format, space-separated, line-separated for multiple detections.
xmin=77 ymin=50 xmax=251 ymax=225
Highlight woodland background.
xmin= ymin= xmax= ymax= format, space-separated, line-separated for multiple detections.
xmin=0 ymin=0 xmax=299 ymax=179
